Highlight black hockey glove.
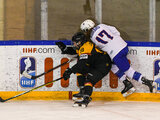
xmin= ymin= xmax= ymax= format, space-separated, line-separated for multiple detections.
xmin=63 ymin=68 xmax=72 ymax=80
xmin=56 ymin=42 xmax=67 ymax=54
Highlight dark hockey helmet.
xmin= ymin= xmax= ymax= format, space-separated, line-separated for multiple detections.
xmin=72 ymin=32 xmax=87 ymax=50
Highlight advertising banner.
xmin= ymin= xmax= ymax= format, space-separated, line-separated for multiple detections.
xmin=0 ymin=40 xmax=159 ymax=93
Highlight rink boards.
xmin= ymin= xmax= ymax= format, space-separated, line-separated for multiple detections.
xmin=0 ymin=40 xmax=160 ymax=101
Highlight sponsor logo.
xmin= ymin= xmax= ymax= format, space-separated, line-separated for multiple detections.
xmin=79 ymin=54 xmax=88 ymax=60
xmin=19 ymin=57 xmax=36 ymax=88
xmin=80 ymin=47 xmax=84 ymax=53
xmin=146 ymin=50 xmax=160 ymax=56
xmin=110 ymin=50 xmax=113 ymax=55
xmin=128 ymin=49 xmax=137 ymax=55
xmin=23 ymin=47 xmax=55 ymax=53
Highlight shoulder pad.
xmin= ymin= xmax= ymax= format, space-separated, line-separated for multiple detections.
xmin=78 ymin=42 xmax=93 ymax=55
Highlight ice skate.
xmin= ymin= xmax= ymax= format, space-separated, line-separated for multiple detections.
xmin=72 ymin=95 xmax=92 ymax=108
xmin=141 ymin=77 xmax=157 ymax=93
xmin=72 ymin=93 xmax=84 ymax=101
xmin=72 ymin=101 xmax=82 ymax=107
xmin=72 ymin=87 xmax=85 ymax=101
xmin=121 ymin=79 xmax=136 ymax=97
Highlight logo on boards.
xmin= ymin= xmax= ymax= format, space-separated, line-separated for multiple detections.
xmin=19 ymin=57 xmax=36 ymax=88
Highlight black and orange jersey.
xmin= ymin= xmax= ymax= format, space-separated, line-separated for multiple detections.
xmin=71 ymin=41 xmax=112 ymax=75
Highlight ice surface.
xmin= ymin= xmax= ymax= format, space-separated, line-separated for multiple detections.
xmin=0 ymin=100 xmax=160 ymax=120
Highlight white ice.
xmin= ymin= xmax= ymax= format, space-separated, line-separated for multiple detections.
xmin=0 ymin=100 xmax=160 ymax=120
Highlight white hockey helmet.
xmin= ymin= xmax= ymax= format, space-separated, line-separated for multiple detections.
xmin=80 ymin=19 xmax=95 ymax=32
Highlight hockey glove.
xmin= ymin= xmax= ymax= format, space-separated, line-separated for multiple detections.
xmin=56 ymin=42 xmax=67 ymax=54
xmin=63 ymin=68 xmax=72 ymax=80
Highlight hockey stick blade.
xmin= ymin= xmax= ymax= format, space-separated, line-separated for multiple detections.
xmin=0 ymin=97 xmax=6 ymax=102
xmin=22 ymin=56 xmax=77 ymax=79
xmin=0 ymin=77 xmax=63 ymax=102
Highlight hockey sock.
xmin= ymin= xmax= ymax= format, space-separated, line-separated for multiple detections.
xmin=133 ymin=72 xmax=142 ymax=82
xmin=77 ymin=75 xmax=85 ymax=86
xmin=137 ymin=75 xmax=143 ymax=84
xmin=119 ymin=74 xmax=127 ymax=82
xmin=84 ymin=82 xmax=93 ymax=96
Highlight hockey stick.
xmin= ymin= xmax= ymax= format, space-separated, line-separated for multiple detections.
xmin=0 ymin=77 xmax=63 ymax=102
xmin=22 ymin=56 xmax=77 ymax=79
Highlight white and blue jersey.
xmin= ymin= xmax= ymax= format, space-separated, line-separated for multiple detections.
xmin=90 ymin=24 xmax=142 ymax=81
xmin=90 ymin=24 xmax=127 ymax=59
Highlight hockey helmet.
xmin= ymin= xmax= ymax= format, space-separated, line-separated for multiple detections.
xmin=80 ymin=19 xmax=95 ymax=32
xmin=72 ymin=32 xmax=87 ymax=50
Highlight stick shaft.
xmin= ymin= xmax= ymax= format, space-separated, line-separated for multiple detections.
xmin=32 ymin=60 xmax=70 ymax=79
xmin=2 ymin=77 xmax=63 ymax=102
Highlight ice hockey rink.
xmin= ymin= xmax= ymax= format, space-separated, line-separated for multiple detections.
xmin=1 ymin=100 xmax=160 ymax=120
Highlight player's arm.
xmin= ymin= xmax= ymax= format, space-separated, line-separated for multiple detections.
xmin=56 ymin=41 xmax=77 ymax=55
xmin=63 ymin=53 xmax=91 ymax=80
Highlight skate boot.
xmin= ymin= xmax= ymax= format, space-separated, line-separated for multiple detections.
xmin=72 ymin=87 xmax=85 ymax=101
xmin=121 ymin=79 xmax=136 ymax=97
xmin=141 ymin=77 xmax=157 ymax=93
xmin=73 ymin=95 xmax=92 ymax=108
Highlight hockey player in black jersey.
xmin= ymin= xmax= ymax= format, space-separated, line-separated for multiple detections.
xmin=57 ymin=32 xmax=112 ymax=107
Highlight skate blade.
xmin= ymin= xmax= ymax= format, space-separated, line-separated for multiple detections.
xmin=72 ymin=103 xmax=82 ymax=107
xmin=72 ymin=103 xmax=88 ymax=108
xmin=72 ymin=97 xmax=83 ymax=101
xmin=123 ymin=87 xmax=136 ymax=97
xmin=152 ymin=82 xmax=158 ymax=93
xmin=81 ymin=104 xmax=87 ymax=108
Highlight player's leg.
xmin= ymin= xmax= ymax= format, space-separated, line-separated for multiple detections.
xmin=111 ymin=64 xmax=135 ymax=97
xmin=72 ymin=73 xmax=85 ymax=101
xmin=73 ymin=79 xmax=93 ymax=108
xmin=73 ymin=70 xmax=105 ymax=107
xmin=123 ymin=64 xmax=157 ymax=93
xmin=113 ymin=47 xmax=157 ymax=93
xmin=125 ymin=66 xmax=157 ymax=93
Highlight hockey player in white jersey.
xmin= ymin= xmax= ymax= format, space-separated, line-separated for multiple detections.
xmin=80 ymin=19 xmax=157 ymax=95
